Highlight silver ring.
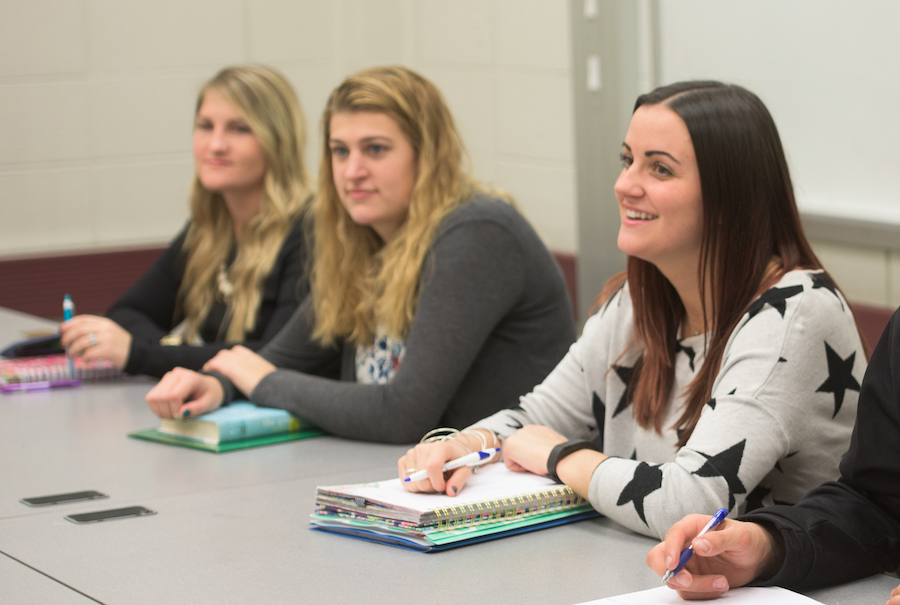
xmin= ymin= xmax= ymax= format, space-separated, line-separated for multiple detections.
xmin=89 ymin=333 xmax=97 ymax=347
xmin=405 ymin=468 xmax=417 ymax=475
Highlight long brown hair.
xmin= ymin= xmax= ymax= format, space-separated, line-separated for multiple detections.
xmin=178 ymin=65 xmax=311 ymax=343
xmin=607 ymin=81 xmax=840 ymax=446
xmin=310 ymin=66 xmax=505 ymax=347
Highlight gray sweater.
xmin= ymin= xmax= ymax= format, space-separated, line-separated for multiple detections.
xmin=216 ymin=196 xmax=576 ymax=444
xmin=474 ymin=270 xmax=865 ymax=539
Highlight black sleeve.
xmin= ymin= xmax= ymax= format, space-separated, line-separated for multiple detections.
xmin=118 ymin=217 xmax=309 ymax=378
xmin=741 ymin=306 xmax=900 ymax=590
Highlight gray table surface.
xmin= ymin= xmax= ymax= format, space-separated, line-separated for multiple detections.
xmin=1 ymin=308 xmax=896 ymax=604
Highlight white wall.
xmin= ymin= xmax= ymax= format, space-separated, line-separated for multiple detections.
xmin=0 ymin=0 xmax=578 ymax=257
xmin=656 ymin=0 xmax=900 ymax=307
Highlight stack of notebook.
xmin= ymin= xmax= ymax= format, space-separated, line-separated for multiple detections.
xmin=310 ymin=463 xmax=600 ymax=551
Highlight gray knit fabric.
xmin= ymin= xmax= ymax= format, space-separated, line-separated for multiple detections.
xmin=216 ymin=196 xmax=576 ymax=444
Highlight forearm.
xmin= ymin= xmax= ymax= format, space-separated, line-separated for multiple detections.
xmin=556 ymin=449 xmax=609 ymax=499
xmin=125 ymin=341 xmax=235 ymax=378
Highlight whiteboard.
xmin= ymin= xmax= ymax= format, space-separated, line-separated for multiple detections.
xmin=657 ymin=0 xmax=900 ymax=223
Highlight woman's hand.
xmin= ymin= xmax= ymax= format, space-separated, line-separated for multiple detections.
xmin=398 ymin=429 xmax=497 ymax=496
xmin=888 ymin=583 xmax=900 ymax=605
xmin=646 ymin=515 xmax=784 ymax=600
xmin=59 ymin=315 xmax=132 ymax=370
xmin=502 ymin=424 xmax=567 ymax=475
xmin=145 ymin=368 xmax=224 ymax=419
xmin=203 ymin=345 xmax=276 ymax=396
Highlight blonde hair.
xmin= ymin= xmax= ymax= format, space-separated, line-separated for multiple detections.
xmin=311 ymin=66 xmax=498 ymax=347
xmin=178 ymin=64 xmax=311 ymax=343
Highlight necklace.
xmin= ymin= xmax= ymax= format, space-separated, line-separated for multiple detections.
xmin=216 ymin=263 xmax=233 ymax=304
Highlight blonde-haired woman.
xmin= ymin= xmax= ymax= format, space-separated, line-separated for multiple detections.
xmin=145 ymin=66 xmax=576 ymax=444
xmin=61 ymin=65 xmax=312 ymax=378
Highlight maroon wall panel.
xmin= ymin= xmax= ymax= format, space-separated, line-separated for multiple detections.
xmin=0 ymin=247 xmax=167 ymax=320
xmin=552 ymin=252 xmax=577 ymax=321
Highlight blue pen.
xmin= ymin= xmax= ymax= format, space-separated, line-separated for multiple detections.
xmin=404 ymin=448 xmax=501 ymax=483
xmin=63 ymin=294 xmax=75 ymax=378
xmin=661 ymin=507 xmax=729 ymax=583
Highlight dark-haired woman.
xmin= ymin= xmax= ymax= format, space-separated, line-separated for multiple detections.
xmin=399 ymin=81 xmax=866 ymax=539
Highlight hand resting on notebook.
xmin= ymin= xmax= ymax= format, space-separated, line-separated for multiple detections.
xmin=145 ymin=368 xmax=224 ymax=419
xmin=400 ymin=425 xmax=600 ymax=497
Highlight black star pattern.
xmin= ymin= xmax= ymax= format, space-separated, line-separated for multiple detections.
xmin=629 ymin=449 xmax=637 ymax=460
xmin=778 ymin=357 xmax=787 ymax=363
xmin=612 ymin=364 xmax=635 ymax=417
xmin=505 ymin=417 xmax=524 ymax=430
xmin=591 ymin=392 xmax=606 ymax=450
xmin=744 ymin=484 xmax=771 ymax=512
xmin=676 ymin=340 xmax=697 ymax=371
xmin=816 ymin=342 xmax=860 ymax=418
xmin=810 ymin=272 xmax=844 ymax=311
xmin=745 ymin=285 xmax=803 ymax=321
xmin=616 ymin=462 xmax=663 ymax=526
xmin=729 ymin=388 xmax=736 ymax=395
xmin=705 ymin=398 xmax=717 ymax=411
xmin=692 ymin=440 xmax=747 ymax=511
xmin=774 ymin=451 xmax=798 ymax=474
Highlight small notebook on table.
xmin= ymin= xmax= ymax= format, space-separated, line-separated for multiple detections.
xmin=129 ymin=401 xmax=324 ymax=453
xmin=310 ymin=463 xmax=600 ymax=552
xmin=0 ymin=354 xmax=122 ymax=385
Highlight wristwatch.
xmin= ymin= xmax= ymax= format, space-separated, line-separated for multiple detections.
xmin=546 ymin=439 xmax=601 ymax=483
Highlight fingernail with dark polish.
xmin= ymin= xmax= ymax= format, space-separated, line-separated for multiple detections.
xmin=450 ymin=486 xmax=458 ymax=494
xmin=182 ymin=409 xmax=190 ymax=418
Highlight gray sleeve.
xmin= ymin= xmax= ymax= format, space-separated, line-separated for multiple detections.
xmin=247 ymin=220 xmax=529 ymax=444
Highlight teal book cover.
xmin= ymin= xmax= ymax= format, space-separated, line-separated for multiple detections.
xmin=129 ymin=401 xmax=324 ymax=453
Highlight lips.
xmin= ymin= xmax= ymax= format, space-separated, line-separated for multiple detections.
xmin=347 ymin=189 xmax=376 ymax=200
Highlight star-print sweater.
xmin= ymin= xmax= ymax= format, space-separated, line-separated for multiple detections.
xmin=472 ymin=269 xmax=865 ymax=539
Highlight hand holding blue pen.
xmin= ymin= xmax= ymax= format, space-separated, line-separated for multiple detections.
xmin=661 ymin=507 xmax=729 ymax=583
xmin=404 ymin=448 xmax=500 ymax=483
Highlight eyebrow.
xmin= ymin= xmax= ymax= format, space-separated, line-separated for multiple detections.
xmin=621 ymin=142 xmax=680 ymax=164
xmin=330 ymin=135 xmax=393 ymax=145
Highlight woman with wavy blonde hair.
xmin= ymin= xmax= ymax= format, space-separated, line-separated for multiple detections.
xmin=145 ymin=65 xmax=576 ymax=444
xmin=61 ymin=65 xmax=312 ymax=377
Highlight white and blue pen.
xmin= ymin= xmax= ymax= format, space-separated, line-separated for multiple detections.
xmin=661 ymin=507 xmax=729 ymax=583
xmin=404 ymin=448 xmax=500 ymax=483
xmin=63 ymin=294 xmax=75 ymax=378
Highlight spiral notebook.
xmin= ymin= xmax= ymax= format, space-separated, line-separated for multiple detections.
xmin=0 ymin=354 xmax=122 ymax=385
xmin=310 ymin=463 xmax=600 ymax=552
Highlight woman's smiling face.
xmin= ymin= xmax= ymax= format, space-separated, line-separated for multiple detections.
xmin=614 ymin=103 xmax=704 ymax=278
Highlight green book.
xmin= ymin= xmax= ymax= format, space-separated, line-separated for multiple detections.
xmin=129 ymin=401 xmax=324 ymax=453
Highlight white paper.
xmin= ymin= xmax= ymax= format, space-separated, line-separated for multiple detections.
xmin=576 ymin=586 xmax=823 ymax=605
xmin=318 ymin=463 xmax=561 ymax=513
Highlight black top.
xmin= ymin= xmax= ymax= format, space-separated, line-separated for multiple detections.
xmin=743 ymin=305 xmax=900 ymax=590
xmin=108 ymin=215 xmax=308 ymax=378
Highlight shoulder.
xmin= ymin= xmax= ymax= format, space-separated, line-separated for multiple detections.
xmin=436 ymin=194 xmax=533 ymax=240
xmin=581 ymin=281 xmax=634 ymax=343
xmin=280 ymin=210 xmax=309 ymax=248
xmin=726 ymin=269 xmax=862 ymax=370
xmin=740 ymin=269 xmax=852 ymax=329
